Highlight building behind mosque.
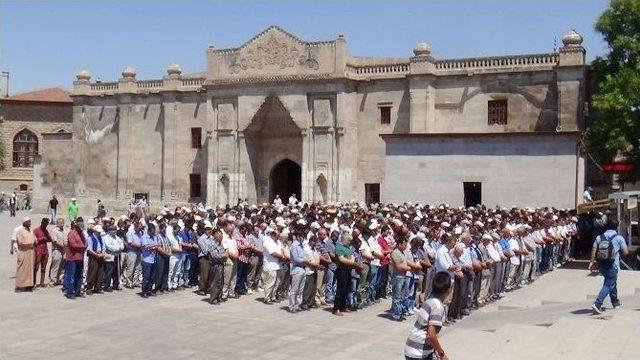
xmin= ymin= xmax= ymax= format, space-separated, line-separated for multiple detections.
xmin=34 ymin=26 xmax=587 ymax=212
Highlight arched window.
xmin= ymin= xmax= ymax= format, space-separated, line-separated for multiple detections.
xmin=12 ymin=129 xmax=38 ymax=168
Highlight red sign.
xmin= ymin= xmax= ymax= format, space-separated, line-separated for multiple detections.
xmin=603 ymin=163 xmax=633 ymax=173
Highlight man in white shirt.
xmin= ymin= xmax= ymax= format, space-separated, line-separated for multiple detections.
xmin=261 ymin=227 xmax=283 ymax=303
xmin=221 ymin=220 xmax=239 ymax=300
xmin=583 ymin=186 xmax=594 ymax=203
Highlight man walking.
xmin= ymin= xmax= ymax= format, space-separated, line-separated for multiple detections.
xmin=589 ymin=218 xmax=628 ymax=314
xmin=68 ymin=198 xmax=79 ymax=221
xmin=48 ymin=194 xmax=59 ymax=221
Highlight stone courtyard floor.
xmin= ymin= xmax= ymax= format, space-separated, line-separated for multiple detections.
xmin=1 ymin=212 xmax=640 ymax=359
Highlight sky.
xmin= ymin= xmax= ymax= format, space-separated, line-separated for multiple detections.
xmin=1 ymin=0 xmax=611 ymax=94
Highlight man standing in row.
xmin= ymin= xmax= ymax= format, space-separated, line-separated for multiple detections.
xmin=14 ymin=217 xmax=35 ymax=292
xmin=49 ymin=218 xmax=66 ymax=285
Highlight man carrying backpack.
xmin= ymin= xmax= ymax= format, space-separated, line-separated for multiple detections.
xmin=588 ymin=218 xmax=629 ymax=314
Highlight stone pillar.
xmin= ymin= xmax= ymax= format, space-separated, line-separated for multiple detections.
xmin=205 ymin=93 xmax=217 ymax=206
xmin=300 ymin=128 xmax=311 ymax=203
xmin=116 ymin=99 xmax=133 ymax=200
xmin=161 ymin=95 xmax=178 ymax=201
xmin=557 ymin=29 xmax=586 ymax=131
xmin=409 ymin=42 xmax=436 ymax=133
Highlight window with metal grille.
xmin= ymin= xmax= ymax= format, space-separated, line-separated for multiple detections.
xmin=12 ymin=129 xmax=38 ymax=168
xmin=365 ymin=183 xmax=380 ymax=204
xmin=380 ymin=106 xmax=391 ymax=124
xmin=191 ymin=127 xmax=202 ymax=149
xmin=190 ymin=174 xmax=202 ymax=198
xmin=488 ymin=99 xmax=507 ymax=125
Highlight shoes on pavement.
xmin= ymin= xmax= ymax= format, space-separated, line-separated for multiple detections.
xmin=592 ymin=304 xmax=604 ymax=314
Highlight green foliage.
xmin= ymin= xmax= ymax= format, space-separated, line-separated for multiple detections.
xmin=586 ymin=0 xmax=640 ymax=182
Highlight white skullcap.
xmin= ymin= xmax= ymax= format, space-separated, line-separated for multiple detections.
xmin=369 ymin=222 xmax=380 ymax=230
xmin=311 ymin=221 xmax=321 ymax=229
xmin=277 ymin=220 xmax=286 ymax=228
xmin=441 ymin=221 xmax=451 ymax=228
xmin=94 ymin=225 xmax=103 ymax=233
xmin=474 ymin=221 xmax=484 ymax=228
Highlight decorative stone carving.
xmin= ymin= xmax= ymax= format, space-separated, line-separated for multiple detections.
xmin=229 ymin=33 xmax=319 ymax=74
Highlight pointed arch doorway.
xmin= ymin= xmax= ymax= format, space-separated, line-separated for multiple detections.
xmin=269 ymin=159 xmax=301 ymax=202
xmin=245 ymin=94 xmax=303 ymax=204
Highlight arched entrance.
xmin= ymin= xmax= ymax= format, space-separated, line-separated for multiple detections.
xmin=245 ymin=95 xmax=303 ymax=203
xmin=270 ymin=159 xmax=301 ymax=202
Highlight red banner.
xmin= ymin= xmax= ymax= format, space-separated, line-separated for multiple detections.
xmin=603 ymin=163 xmax=633 ymax=173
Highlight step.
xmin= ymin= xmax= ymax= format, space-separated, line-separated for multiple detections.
xmin=439 ymin=328 xmax=498 ymax=359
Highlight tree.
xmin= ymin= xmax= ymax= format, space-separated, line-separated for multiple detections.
xmin=586 ymin=0 xmax=640 ymax=182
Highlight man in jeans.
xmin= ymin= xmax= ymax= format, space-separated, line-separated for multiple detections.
xmin=390 ymin=237 xmax=411 ymax=320
xmin=589 ymin=218 xmax=628 ymax=314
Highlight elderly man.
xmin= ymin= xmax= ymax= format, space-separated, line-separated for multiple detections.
xmin=14 ymin=217 xmax=36 ymax=292
xmin=196 ymin=222 xmax=215 ymax=295
xmin=261 ymin=226 xmax=284 ymax=303
xmin=86 ymin=224 xmax=106 ymax=295
xmin=49 ymin=218 xmax=66 ymax=286
xmin=245 ymin=225 xmax=263 ymax=294
xmin=122 ymin=220 xmax=143 ymax=288
xmin=221 ymin=220 xmax=239 ymax=300
xmin=102 ymin=225 xmax=125 ymax=291
xmin=208 ymin=229 xmax=228 ymax=305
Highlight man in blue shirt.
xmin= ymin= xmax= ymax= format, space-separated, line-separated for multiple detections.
xmin=589 ymin=218 xmax=629 ymax=314
xmin=122 ymin=221 xmax=143 ymax=288
xmin=140 ymin=223 xmax=159 ymax=298
xmin=288 ymin=232 xmax=308 ymax=313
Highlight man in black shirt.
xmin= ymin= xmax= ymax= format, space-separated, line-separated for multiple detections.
xmin=48 ymin=195 xmax=59 ymax=221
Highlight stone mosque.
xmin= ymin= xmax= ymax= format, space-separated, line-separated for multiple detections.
xmin=35 ymin=26 xmax=587 ymax=212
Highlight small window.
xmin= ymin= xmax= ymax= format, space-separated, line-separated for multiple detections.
xmin=380 ymin=106 xmax=391 ymax=124
xmin=19 ymin=184 xmax=28 ymax=191
xmin=191 ymin=128 xmax=202 ymax=149
xmin=488 ymin=99 xmax=507 ymax=125
xmin=365 ymin=183 xmax=380 ymax=204
xmin=190 ymin=174 xmax=202 ymax=199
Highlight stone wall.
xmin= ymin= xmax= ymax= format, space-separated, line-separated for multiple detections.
xmin=0 ymin=102 xmax=72 ymax=192
xmin=382 ymin=133 xmax=583 ymax=208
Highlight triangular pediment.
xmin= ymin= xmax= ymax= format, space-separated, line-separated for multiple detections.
xmin=237 ymin=26 xmax=308 ymax=50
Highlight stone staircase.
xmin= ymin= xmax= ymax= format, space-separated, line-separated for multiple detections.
xmin=437 ymin=268 xmax=640 ymax=359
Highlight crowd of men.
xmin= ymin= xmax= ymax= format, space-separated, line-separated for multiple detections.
xmin=11 ymin=199 xmax=577 ymax=323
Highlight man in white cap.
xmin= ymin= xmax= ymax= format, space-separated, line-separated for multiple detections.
xmin=14 ymin=217 xmax=35 ymax=292
xmin=68 ymin=198 xmax=79 ymax=222
xmin=85 ymin=224 xmax=106 ymax=295
xmin=261 ymin=226 xmax=285 ymax=303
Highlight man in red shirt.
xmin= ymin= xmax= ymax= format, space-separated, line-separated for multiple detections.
xmin=64 ymin=217 xmax=87 ymax=299
xmin=33 ymin=218 xmax=52 ymax=287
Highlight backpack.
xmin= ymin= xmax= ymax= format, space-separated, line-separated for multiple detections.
xmin=595 ymin=233 xmax=615 ymax=265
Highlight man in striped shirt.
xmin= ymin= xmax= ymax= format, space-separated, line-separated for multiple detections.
xmin=405 ymin=271 xmax=452 ymax=360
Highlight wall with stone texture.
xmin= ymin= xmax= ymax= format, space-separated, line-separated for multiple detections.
xmin=383 ymin=134 xmax=582 ymax=208
xmin=0 ymin=102 xmax=72 ymax=192
xmin=432 ymin=72 xmax=558 ymax=133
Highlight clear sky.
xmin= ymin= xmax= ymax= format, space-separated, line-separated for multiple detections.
xmin=1 ymin=0 xmax=610 ymax=94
